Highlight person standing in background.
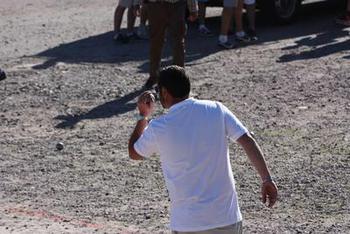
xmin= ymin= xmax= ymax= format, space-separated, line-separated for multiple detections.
xmin=244 ymin=0 xmax=258 ymax=41
xmin=135 ymin=0 xmax=198 ymax=88
xmin=234 ymin=0 xmax=257 ymax=43
xmin=136 ymin=2 xmax=149 ymax=39
xmin=197 ymin=0 xmax=214 ymax=36
xmin=113 ymin=0 xmax=138 ymax=43
xmin=218 ymin=0 xmax=238 ymax=49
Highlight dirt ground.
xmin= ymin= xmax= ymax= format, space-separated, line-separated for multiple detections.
xmin=0 ymin=0 xmax=349 ymax=233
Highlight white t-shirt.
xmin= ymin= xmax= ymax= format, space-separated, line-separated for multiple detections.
xmin=134 ymin=98 xmax=248 ymax=232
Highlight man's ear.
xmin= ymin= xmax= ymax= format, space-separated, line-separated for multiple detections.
xmin=160 ymin=87 xmax=171 ymax=108
xmin=161 ymin=87 xmax=168 ymax=99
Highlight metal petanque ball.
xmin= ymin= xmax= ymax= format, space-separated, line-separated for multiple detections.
xmin=56 ymin=142 xmax=64 ymax=151
xmin=0 ymin=68 xmax=6 ymax=81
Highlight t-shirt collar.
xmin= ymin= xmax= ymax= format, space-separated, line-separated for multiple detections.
xmin=168 ymin=97 xmax=195 ymax=113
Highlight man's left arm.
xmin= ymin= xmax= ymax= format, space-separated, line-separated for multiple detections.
xmin=237 ymin=133 xmax=278 ymax=208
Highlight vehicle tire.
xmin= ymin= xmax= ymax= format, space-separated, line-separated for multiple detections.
xmin=260 ymin=0 xmax=302 ymax=24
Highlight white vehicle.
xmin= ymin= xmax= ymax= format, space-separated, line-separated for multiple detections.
xmin=259 ymin=0 xmax=302 ymax=23
xmin=203 ymin=0 xmax=344 ymax=24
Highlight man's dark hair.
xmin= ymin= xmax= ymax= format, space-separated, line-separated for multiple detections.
xmin=158 ymin=65 xmax=190 ymax=98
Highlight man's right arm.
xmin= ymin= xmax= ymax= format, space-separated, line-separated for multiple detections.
xmin=128 ymin=118 xmax=148 ymax=160
xmin=128 ymin=91 xmax=156 ymax=160
xmin=237 ymin=133 xmax=278 ymax=208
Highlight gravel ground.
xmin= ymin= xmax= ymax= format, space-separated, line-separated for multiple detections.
xmin=0 ymin=0 xmax=349 ymax=233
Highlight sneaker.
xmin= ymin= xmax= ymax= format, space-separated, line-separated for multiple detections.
xmin=235 ymin=32 xmax=251 ymax=43
xmin=218 ymin=40 xmax=235 ymax=49
xmin=113 ymin=33 xmax=130 ymax=44
xmin=137 ymin=25 xmax=148 ymax=39
xmin=335 ymin=13 xmax=350 ymax=26
xmin=246 ymin=29 xmax=258 ymax=41
xmin=0 ymin=68 xmax=6 ymax=81
xmin=126 ymin=32 xmax=143 ymax=40
xmin=198 ymin=25 xmax=213 ymax=36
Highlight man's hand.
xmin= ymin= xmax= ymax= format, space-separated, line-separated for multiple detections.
xmin=261 ymin=180 xmax=278 ymax=208
xmin=137 ymin=91 xmax=155 ymax=117
xmin=128 ymin=91 xmax=155 ymax=161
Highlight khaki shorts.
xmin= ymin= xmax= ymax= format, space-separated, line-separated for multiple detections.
xmin=118 ymin=0 xmax=134 ymax=8
xmin=172 ymin=221 xmax=243 ymax=234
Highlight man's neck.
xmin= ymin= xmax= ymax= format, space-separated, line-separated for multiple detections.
xmin=168 ymin=96 xmax=189 ymax=108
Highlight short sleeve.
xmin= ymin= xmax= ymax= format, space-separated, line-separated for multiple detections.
xmin=134 ymin=121 xmax=159 ymax=158
xmin=220 ymin=103 xmax=249 ymax=141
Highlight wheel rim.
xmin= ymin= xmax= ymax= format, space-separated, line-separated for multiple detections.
xmin=274 ymin=0 xmax=298 ymax=19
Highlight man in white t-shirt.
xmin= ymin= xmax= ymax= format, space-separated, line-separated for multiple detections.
xmin=128 ymin=65 xmax=278 ymax=233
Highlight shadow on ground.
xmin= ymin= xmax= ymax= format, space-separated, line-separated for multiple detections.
xmin=50 ymin=1 xmax=348 ymax=127
xmin=277 ymin=29 xmax=350 ymax=62
xmin=55 ymin=88 xmax=145 ymax=129
xmin=33 ymin=1 xmax=348 ymax=72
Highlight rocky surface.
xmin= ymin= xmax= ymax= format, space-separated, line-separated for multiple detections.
xmin=0 ymin=1 xmax=349 ymax=233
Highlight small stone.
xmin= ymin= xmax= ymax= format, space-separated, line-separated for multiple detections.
xmin=297 ymin=106 xmax=308 ymax=110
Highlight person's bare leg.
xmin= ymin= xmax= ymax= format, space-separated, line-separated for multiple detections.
xmin=234 ymin=0 xmax=244 ymax=33
xmin=234 ymin=0 xmax=250 ymax=42
xmin=245 ymin=3 xmax=258 ymax=40
xmin=198 ymin=2 xmax=206 ymax=26
xmin=127 ymin=6 xmax=136 ymax=35
xmin=114 ymin=5 xmax=126 ymax=33
xmin=220 ymin=7 xmax=233 ymax=36
xmin=246 ymin=3 xmax=256 ymax=31
xmin=218 ymin=7 xmax=234 ymax=48
xmin=140 ymin=4 xmax=148 ymax=25
xmin=137 ymin=4 xmax=149 ymax=39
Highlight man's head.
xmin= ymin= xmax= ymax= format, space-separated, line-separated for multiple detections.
xmin=157 ymin=66 xmax=190 ymax=108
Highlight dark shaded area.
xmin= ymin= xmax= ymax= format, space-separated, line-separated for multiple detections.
xmin=55 ymin=88 xmax=145 ymax=129
xmin=47 ymin=1 xmax=348 ymax=128
xmin=33 ymin=1 xmax=347 ymax=71
xmin=32 ymin=31 xmax=149 ymax=70
xmin=0 ymin=68 xmax=6 ymax=81
xmin=195 ymin=1 xmax=349 ymax=62
xmin=278 ymin=29 xmax=350 ymax=62
xmin=268 ymin=1 xmax=350 ymax=62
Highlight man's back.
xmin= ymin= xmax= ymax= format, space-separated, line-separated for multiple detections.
xmin=135 ymin=98 xmax=248 ymax=231
xmin=129 ymin=66 xmax=278 ymax=233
